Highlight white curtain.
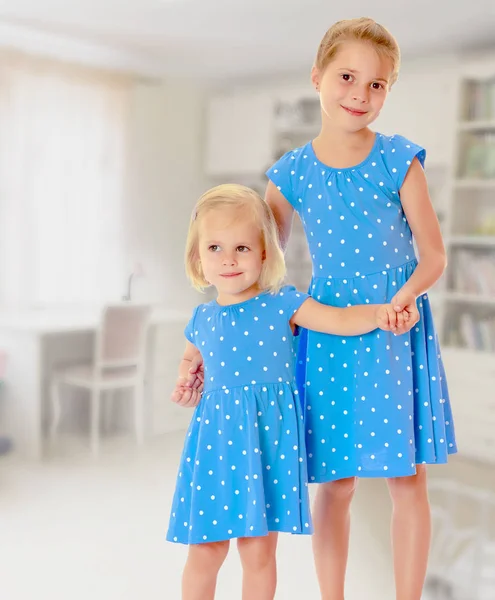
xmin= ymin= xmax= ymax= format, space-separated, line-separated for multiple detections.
xmin=0 ymin=53 xmax=131 ymax=308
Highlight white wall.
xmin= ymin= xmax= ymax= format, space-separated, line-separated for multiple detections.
xmin=123 ymin=78 xmax=207 ymax=311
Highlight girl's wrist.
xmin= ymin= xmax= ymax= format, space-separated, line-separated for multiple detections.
xmin=397 ymin=284 xmax=419 ymax=299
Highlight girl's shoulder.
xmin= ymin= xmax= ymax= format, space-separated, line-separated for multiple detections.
xmin=269 ymin=285 xmax=310 ymax=317
xmin=268 ymin=144 xmax=311 ymax=172
xmin=374 ymin=132 xmax=426 ymax=191
xmin=183 ymin=300 xmax=216 ymax=343
xmin=376 ymin=133 xmax=425 ymax=162
xmin=265 ymin=143 xmax=313 ymax=208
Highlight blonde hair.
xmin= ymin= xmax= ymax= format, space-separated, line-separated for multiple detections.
xmin=185 ymin=184 xmax=286 ymax=293
xmin=315 ymin=17 xmax=400 ymax=86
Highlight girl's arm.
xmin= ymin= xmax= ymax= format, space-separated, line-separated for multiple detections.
xmin=392 ymin=157 xmax=447 ymax=309
xmin=171 ymin=341 xmax=203 ymax=407
xmin=177 ymin=341 xmax=200 ymax=379
xmin=184 ymin=346 xmax=204 ymax=390
xmin=265 ymin=181 xmax=294 ymax=250
xmin=290 ymin=298 xmax=412 ymax=336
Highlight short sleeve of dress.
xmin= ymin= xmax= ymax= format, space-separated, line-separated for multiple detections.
xmin=184 ymin=306 xmax=200 ymax=345
xmin=382 ymin=134 xmax=426 ymax=191
xmin=278 ymin=285 xmax=310 ymax=317
xmin=266 ymin=150 xmax=298 ymax=208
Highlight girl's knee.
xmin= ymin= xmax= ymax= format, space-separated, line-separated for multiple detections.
xmin=320 ymin=476 xmax=358 ymax=501
xmin=237 ymin=534 xmax=277 ymax=571
xmin=189 ymin=540 xmax=230 ymax=570
xmin=387 ymin=464 xmax=428 ymax=502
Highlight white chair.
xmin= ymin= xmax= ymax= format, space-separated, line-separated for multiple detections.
xmin=50 ymin=303 xmax=151 ymax=456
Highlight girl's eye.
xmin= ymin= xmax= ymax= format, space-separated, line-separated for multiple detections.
xmin=208 ymin=244 xmax=220 ymax=252
xmin=341 ymin=73 xmax=353 ymax=82
xmin=237 ymin=246 xmax=249 ymax=253
xmin=371 ymin=82 xmax=383 ymax=90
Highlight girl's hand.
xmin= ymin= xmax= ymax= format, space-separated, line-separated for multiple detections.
xmin=375 ymin=304 xmax=409 ymax=334
xmin=185 ymin=354 xmax=204 ymax=393
xmin=171 ymin=379 xmax=202 ymax=408
xmin=391 ymin=289 xmax=420 ymax=333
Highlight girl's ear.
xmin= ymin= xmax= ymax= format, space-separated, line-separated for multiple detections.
xmin=311 ymin=65 xmax=320 ymax=92
xmin=262 ymin=249 xmax=266 ymax=261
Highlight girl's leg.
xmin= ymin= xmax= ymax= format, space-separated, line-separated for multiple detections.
xmin=182 ymin=540 xmax=230 ymax=600
xmin=312 ymin=477 xmax=358 ymax=600
xmin=237 ymin=532 xmax=278 ymax=600
xmin=387 ymin=465 xmax=431 ymax=600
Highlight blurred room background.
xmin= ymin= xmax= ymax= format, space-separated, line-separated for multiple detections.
xmin=0 ymin=1 xmax=495 ymax=598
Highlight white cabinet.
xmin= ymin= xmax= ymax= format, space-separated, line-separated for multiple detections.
xmin=205 ymin=91 xmax=274 ymax=176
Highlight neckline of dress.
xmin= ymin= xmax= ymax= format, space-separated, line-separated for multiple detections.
xmin=213 ymin=290 xmax=271 ymax=309
xmin=307 ymin=132 xmax=381 ymax=173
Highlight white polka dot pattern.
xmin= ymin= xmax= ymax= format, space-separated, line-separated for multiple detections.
xmin=167 ymin=286 xmax=313 ymax=545
xmin=267 ymin=133 xmax=458 ymax=483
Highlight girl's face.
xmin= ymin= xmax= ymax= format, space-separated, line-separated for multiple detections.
xmin=198 ymin=208 xmax=265 ymax=305
xmin=312 ymin=40 xmax=392 ymax=133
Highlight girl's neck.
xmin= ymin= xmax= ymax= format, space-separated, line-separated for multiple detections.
xmin=316 ymin=122 xmax=375 ymax=148
xmin=312 ymin=125 xmax=376 ymax=170
xmin=215 ymin=283 xmax=264 ymax=307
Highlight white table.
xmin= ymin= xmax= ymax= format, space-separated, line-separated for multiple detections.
xmin=0 ymin=306 xmax=191 ymax=459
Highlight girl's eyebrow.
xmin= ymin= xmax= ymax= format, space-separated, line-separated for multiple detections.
xmin=338 ymin=67 xmax=389 ymax=84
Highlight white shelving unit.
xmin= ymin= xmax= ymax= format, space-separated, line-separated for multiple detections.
xmin=437 ymin=63 xmax=495 ymax=466
xmin=458 ymin=119 xmax=495 ymax=131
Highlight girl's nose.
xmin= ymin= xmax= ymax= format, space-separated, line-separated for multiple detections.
xmin=352 ymin=86 xmax=369 ymax=103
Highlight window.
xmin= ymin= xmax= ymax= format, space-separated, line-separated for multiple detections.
xmin=0 ymin=53 xmax=131 ymax=307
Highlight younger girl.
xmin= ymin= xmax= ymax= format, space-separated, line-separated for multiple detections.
xmin=265 ymin=17 xmax=457 ymax=600
xmin=167 ymin=184 xmax=411 ymax=600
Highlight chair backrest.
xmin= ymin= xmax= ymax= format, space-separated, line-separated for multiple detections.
xmin=94 ymin=304 xmax=151 ymax=372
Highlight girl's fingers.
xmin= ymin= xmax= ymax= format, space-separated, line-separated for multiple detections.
xmin=387 ymin=307 xmax=397 ymax=330
xmin=184 ymin=390 xmax=201 ymax=408
xmin=180 ymin=389 xmax=194 ymax=407
xmin=171 ymin=386 xmax=185 ymax=404
xmin=378 ymin=307 xmax=393 ymax=331
xmin=186 ymin=364 xmax=204 ymax=388
xmin=191 ymin=377 xmax=203 ymax=390
xmin=188 ymin=356 xmax=204 ymax=375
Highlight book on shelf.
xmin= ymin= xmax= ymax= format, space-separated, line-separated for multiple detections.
xmin=461 ymin=131 xmax=495 ymax=179
xmin=475 ymin=215 xmax=495 ymax=236
xmin=459 ymin=312 xmax=495 ymax=352
xmin=465 ymin=79 xmax=495 ymax=121
xmin=453 ymin=249 xmax=495 ymax=296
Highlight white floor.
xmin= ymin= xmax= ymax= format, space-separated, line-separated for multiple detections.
xmin=0 ymin=431 xmax=490 ymax=600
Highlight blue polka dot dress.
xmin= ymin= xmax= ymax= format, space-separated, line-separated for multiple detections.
xmin=167 ymin=286 xmax=313 ymax=545
xmin=266 ymin=133 xmax=457 ymax=482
